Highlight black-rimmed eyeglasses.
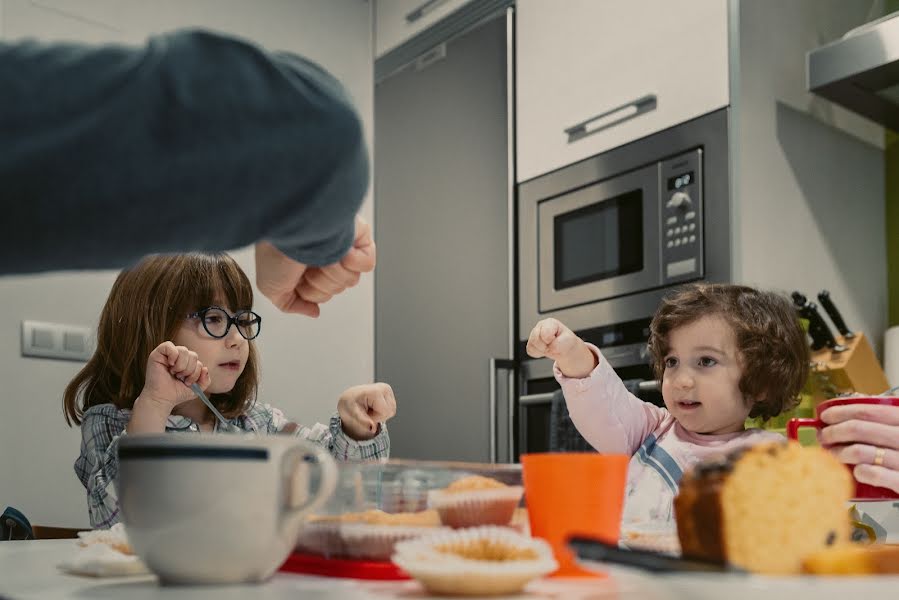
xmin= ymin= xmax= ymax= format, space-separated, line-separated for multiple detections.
xmin=187 ymin=306 xmax=262 ymax=340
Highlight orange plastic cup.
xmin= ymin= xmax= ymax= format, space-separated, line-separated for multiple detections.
xmin=521 ymin=452 xmax=628 ymax=578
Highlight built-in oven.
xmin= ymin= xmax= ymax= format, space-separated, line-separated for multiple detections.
xmin=516 ymin=318 xmax=662 ymax=459
xmin=514 ymin=109 xmax=732 ymax=458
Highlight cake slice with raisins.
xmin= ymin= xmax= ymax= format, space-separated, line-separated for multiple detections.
xmin=674 ymin=441 xmax=852 ymax=575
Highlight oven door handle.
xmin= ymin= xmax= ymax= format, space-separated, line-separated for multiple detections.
xmin=489 ymin=358 xmax=517 ymax=463
xmin=518 ymin=392 xmax=556 ymax=406
xmin=564 ymin=93 xmax=657 ymax=144
xmin=637 ymin=380 xmax=660 ymax=393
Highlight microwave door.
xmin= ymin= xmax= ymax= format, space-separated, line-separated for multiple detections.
xmin=537 ymin=163 xmax=662 ymax=314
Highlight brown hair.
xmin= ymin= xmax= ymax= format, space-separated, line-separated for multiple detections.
xmin=63 ymin=253 xmax=259 ymax=426
xmin=647 ymin=283 xmax=809 ymax=420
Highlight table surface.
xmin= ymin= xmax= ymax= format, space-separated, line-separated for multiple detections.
xmin=4 ymin=539 xmax=899 ymax=600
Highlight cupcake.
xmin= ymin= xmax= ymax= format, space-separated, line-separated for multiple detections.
xmin=295 ymin=516 xmax=349 ymax=557
xmin=392 ymin=526 xmax=557 ymax=596
xmin=339 ymin=509 xmax=448 ymax=561
xmin=428 ymin=475 xmax=524 ymax=528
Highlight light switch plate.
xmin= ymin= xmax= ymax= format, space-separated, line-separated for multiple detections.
xmin=21 ymin=320 xmax=93 ymax=362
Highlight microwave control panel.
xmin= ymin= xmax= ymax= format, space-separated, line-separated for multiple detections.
xmin=660 ymin=149 xmax=703 ymax=283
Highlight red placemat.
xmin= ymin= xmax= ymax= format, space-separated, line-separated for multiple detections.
xmin=279 ymin=552 xmax=410 ymax=580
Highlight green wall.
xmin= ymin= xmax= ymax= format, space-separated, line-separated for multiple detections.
xmin=889 ymin=131 xmax=898 ymax=326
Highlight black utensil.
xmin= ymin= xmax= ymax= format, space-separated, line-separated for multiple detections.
xmin=791 ymin=291 xmax=846 ymax=352
xmin=817 ymin=290 xmax=855 ymax=339
xmin=568 ymin=536 xmax=745 ymax=574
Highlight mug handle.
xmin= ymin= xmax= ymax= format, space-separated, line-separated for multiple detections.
xmin=280 ymin=442 xmax=338 ymax=526
xmin=786 ymin=417 xmax=821 ymax=441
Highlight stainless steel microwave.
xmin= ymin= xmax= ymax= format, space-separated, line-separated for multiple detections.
xmin=517 ymin=109 xmax=732 ymax=342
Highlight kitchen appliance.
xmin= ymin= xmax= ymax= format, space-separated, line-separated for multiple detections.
xmin=518 ymin=109 xmax=730 ymax=338
xmin=808 ymin=10 xmax=899 ymax=131
xmin=514 ymin=111 xmax=730 ymax=458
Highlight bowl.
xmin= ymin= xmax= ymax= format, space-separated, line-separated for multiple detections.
xmin=116 ymin=433 xmax=337 ymax=584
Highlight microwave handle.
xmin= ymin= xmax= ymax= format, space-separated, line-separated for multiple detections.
xmin=489 ymin=358 xmax=517 ymax=463
xmin=564 ymin=94 xmax=657 ymax=144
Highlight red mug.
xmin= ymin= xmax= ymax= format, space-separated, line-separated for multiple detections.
xmin=787 ymin=396 xmax=899 ymax=500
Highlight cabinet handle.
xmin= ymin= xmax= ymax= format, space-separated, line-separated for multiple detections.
xmin=564 ymin=94 xmax=657 ymax=144
xmin=406 ymin=0 xmax=451 ymax=23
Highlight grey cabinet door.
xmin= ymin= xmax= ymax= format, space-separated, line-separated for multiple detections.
xmin=374 ymin=15 xmax=511 ymax=462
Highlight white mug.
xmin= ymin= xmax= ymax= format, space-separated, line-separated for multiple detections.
xmin=116 ymin=433 xmax=337 ymax=584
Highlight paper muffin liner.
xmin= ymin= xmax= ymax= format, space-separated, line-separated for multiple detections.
xmin=427 ymin=486 xmax=524 ymax=528
xmin=339 ymin=524 xmax=449 ymax=561
xmin=392 ymin=526 xmax=557 ymax=596
xmin=76 ymin=523 xmax=134 ymax=555
xmin=295 ymin=521 xmax=347 ymax=558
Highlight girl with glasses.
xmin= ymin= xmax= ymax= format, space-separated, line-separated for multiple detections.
xmin=63 ymin=253 xmax=396 ymax=529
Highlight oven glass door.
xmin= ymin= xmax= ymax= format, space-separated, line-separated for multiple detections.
xmin=538 ymin=163 xmax=661 ymax=312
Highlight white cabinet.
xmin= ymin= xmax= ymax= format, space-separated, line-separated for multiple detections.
xmin=375 ymin=0 xmax=472 ymax=57
xmin=516 ymin=0 xmax=729 ymax=182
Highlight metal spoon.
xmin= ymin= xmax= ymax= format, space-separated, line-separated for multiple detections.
xmin=190 ymin=382 xmax=238 ymax=433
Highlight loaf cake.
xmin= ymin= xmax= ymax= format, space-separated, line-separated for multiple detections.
xmin=674 ymin=441 xmax=852 ymax=575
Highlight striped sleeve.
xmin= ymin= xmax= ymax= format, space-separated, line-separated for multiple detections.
xmin=263 ymin=404 xmax=390 ymax=461
xmin=73 ymin=404 xmax=129 ymax=528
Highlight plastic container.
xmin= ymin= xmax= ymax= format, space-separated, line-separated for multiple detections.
xmin=293 ymin=459 xmax=524 ymax=564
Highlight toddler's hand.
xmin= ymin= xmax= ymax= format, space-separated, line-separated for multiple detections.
xmin=337 ymin=382 xmax=397 ymax=441
xmin=526 ymin=318 xmax=597 ymax=378
xmin=141 ymin=341 xmax=211 ymax=409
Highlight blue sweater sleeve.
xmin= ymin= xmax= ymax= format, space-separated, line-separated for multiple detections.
xmin=0 ymin=29 xmax=368 ymax=273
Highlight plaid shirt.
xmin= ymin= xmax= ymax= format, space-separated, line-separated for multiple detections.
xmin=74 ymin=402 xmax=390 ymax=528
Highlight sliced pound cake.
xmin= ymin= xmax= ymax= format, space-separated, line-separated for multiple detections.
xmin=674 ymin=441 xmax=852 ymax=575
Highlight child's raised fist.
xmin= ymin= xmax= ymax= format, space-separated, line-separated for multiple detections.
xmin=337 ymin=382 xmax=397 ymax=441
xmin=526 ymin=318 xmax=597 ymax=379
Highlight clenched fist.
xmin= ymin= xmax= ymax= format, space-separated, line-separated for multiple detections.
xmin=255 ymin=215 xmax=376 ymax=317
xmin=142 ymin=341 xmax=212 ymax=408
xmin=526 ymin=318 xmax=597 ymax=378
xmin=337 ymin=382 xmax=397 ymax=441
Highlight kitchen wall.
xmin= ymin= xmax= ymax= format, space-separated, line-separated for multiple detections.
xmin=0 ymin=0 xmax=374 ymax=528
xmin=731 ymin=0 xmax=887 ymax=352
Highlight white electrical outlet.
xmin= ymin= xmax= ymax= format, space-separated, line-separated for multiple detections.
xmin=21 ymin=320 xmax=93 ymax=362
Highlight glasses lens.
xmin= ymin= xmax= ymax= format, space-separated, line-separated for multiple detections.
xmin=236 ymin=312 xmax=261 ymax=339
xmin=202 ymin=308 xmax=230 ymax=338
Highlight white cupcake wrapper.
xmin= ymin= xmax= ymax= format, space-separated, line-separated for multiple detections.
xmin=339 ymin=524 xmax=449 ymax=561
xmin=392 ymin=526 xmax=557 ymax=591
xmin=295 ymin=522 xmax=346 ymax=557
xmin=428 ymin=486 xmax=524 ymax=528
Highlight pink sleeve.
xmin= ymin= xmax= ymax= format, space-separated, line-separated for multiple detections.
xmin=555 ymin=343 xmax=667 ymax=456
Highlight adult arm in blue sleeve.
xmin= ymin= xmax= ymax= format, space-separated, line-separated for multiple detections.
xmin=0 ymin=29 xmax=368 ymax=274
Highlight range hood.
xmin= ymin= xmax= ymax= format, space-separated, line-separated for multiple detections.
xmin=808 ymin=11 xmax=899 ymax=131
